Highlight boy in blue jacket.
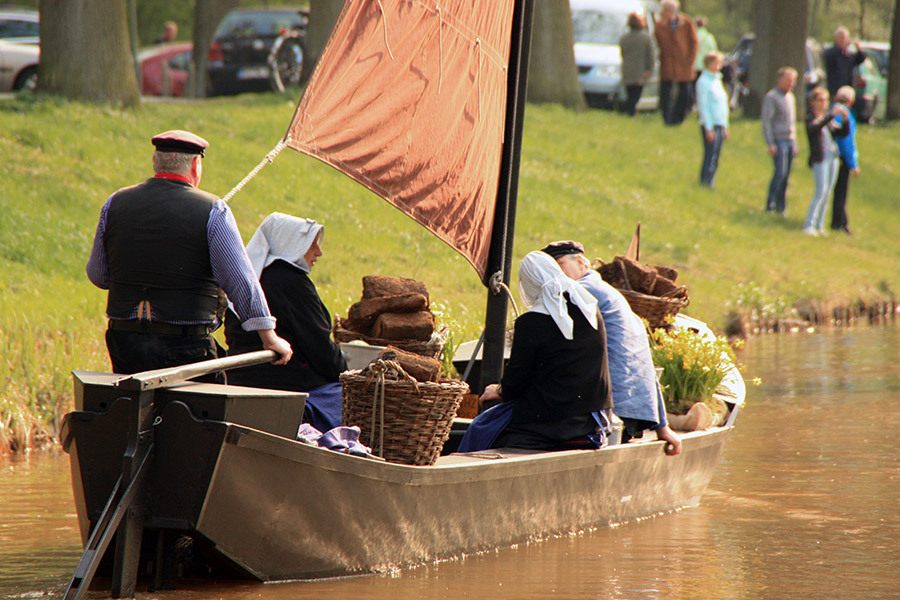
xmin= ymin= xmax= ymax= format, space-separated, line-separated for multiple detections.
xmin=830 ymin=85 xmax=860 ymax=234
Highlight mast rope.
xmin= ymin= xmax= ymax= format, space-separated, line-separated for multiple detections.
xmin=221 ymin=137 xmax=290 ymax=203
xmin=489 ymin=271 xmax=519 ymax=318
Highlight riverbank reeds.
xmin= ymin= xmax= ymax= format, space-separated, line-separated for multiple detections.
xmin=2 ymin=92 xmax=899 ymax=451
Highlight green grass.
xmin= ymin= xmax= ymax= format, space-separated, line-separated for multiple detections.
xmin=2 ymin=92 xmax=899 ymax=450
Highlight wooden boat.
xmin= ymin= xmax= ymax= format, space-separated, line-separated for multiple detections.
xmin=60 ymin=0 xmax=745 ymax=596
xmin=62 ymin=353 xmax=743 ymax=585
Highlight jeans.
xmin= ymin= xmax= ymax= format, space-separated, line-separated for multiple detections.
xmin=804 ymin=151 xmax=839 ymax=231
xmin=699 ymin=125 xmax=725 ymax=188
xmin=766 ymin=139 xmax=794 ymax=213
xmin=659 ymin=80 xmax=691 ymax=125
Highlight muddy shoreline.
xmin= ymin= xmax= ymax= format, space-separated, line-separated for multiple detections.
xmin=726 ymin=298 xmax=899 ymax=338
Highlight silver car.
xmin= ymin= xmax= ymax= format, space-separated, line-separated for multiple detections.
xmin=0 ymin=39 xmax=39 ymax=91
xmin=0 ymin=7 xmax=39 ymax=44
xmin=571 ymin=0 xmax=660 ymax=110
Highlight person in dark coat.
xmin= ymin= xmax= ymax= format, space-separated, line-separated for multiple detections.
xmin=458 ymin=251 xmax=612 ymax=452
xmin=619 ymin=12 xmax=655 ymax=117
xmin=225 ymin=213 xmax=347 ymax=432
xmin=823 ymin=27 xmax=866 ymax=100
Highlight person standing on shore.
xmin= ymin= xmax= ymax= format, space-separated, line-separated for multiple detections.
xmin=830 ymin=86 xmax=860 ymax=234
xmin=823 ymin=27 xmax=866 ymax=101
xmin=761 ymin=67 xmax=798 ymax=215
xmin=692 ymin=16 xmax=718 ymax=81
xmin=86 ymin=130 xmax=292 ymax=377
xmin=654 ymin=0 xmax=698 ymax=126
xmin=619 ymin=12 xmax=656 ymax=117
xmin=802 ymin=88 xmax=848 ymax=236
xmin=695 ymin=51 xmax=729 ymax=188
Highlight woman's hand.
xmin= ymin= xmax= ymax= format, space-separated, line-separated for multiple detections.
xmin=478 ymin=383 xmax=502 ymax=409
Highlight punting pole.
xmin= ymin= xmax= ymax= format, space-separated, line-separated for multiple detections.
xmin=479 ymin=0 xmax=535 ymax=394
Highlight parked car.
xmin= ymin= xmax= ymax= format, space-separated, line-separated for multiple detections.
xmin=724 ymin=34 xmax=825 ymax=109
xmin=853 ymin=53 xmax=886 ymax=123
xmin=139 ymin=42 xmax=192 ymax=97
xmin=0 ymin=38 xmax=38 ymax=91
xmin=207 ymin=7 xmax=308 ymax=95
xmin=571 ymin=0 xmax=660 ymax=111
xmin=858 ymin=41 xmax=889 ymax=75
xmin=0 ymin=6 xmax=39 ymax=43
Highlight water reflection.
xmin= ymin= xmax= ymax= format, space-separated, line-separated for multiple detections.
xmin=1 ymin=325 xmax=899 ymax=599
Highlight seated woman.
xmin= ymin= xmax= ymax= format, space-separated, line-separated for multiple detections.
xmin=225 ymin=212 xmax=347 ymax=432
xmin=458 ymin=251 xmax=612 ymax=452
xmin=541 ymin=241 xmax=681 ymax=456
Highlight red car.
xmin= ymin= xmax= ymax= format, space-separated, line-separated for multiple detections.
xmin=139 ymin=42 xmax=192 ymax=96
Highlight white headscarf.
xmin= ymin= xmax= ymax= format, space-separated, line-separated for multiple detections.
xmin=518 ymin=251 xmax=599 ymax=340
xmin=245 ymin=212 xmax=323 ymax=277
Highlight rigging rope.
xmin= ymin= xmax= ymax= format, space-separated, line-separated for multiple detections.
xmin=221 ymin=137 xmax=290 ymax=203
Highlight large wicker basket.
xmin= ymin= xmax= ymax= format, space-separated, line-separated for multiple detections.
xmin=340 ymin=363 xmax=468 ymax=465
xmin=619 ymin=288 xmax=689 ymax=329
xmin=333 ymin=317 xmax=447 ymax=360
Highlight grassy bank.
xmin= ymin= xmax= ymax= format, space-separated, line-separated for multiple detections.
xmin=2 ymin=93 xmax=899 ymax=451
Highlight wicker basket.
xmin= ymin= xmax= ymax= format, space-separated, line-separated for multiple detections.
xmin=619 ymin=288 xmax=689 ymax=329
xmin=340 ymin=362 xmax=468 ymax=465
xmin=334 ymin=316 xmax=447 ymax=360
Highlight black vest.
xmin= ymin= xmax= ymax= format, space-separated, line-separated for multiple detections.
xmin=105 ymin=177 xmax=219 ymax=322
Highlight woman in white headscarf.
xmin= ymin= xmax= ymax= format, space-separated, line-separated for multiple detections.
xmin=458 ymin=251 xmax=612 ymax=452
xmin=225 ymin=213 xmax=347 ymax=431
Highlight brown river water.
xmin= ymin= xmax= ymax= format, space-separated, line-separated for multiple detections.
xmin=2 ymin=325 xmax=899 ymax=599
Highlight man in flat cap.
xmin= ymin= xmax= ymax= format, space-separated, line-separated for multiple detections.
xmin=87 ymin=130 xmax=292 ymax=377
xmin=541 ymin=241 xmax=682 ymax=456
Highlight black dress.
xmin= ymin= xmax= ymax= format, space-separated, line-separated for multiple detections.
xmin=224 ymin=259 xmax=347 ymax=392
xmin=494 ymin=296 xmax=613 ymax=449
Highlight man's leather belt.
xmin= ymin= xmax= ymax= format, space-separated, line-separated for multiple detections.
xmin=108 ymin=319 xmax=212 ymax=336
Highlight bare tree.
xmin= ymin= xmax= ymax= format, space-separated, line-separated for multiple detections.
xmin=301 ymin=0 xmax=343 ymax=84
xmin=39 ymin=0 xmax=140 ymax=105
xmin=189 ymin=0 xmax=239 ymax=97
xmin=526 ymin=0 xmax=585 ymax=109
xmin=744 ymin=0 xmax=810 ymax=119
xmin=886 ymin=0 xmax=900 ymax=119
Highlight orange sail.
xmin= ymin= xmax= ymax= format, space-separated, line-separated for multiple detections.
xmin=285 ymin=0 xmax=515 ymax=281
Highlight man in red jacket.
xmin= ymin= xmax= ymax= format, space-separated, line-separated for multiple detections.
xmin=654 ymin=0 xmax=698 ymax=125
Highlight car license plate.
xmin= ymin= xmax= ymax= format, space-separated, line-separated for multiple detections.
xmin=237 ymin=66 xmax=270 ymax=80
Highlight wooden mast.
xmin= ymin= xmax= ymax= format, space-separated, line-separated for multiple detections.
xmin=479 ymin=0 xmax=535 ymax=393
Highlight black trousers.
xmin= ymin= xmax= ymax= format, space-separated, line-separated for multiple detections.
xmin=831 ymin=158 xmax=851 ymax=230
xmin=622 ymin=84 xmax=644 ymax=116
xmin=659 ymin=80 xmax=691 ymax=125
xmin=105 ymin=329 xmax=222 ymax=383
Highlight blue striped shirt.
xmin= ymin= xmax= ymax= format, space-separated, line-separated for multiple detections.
xmin=86 ymin=193 xmax=276 ymax=331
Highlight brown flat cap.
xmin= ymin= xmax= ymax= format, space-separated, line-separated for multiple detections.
xmin=541 ymin=240 xmax=584 ymax=259
xmin=151 ymin=130 xmax=209 ymax=156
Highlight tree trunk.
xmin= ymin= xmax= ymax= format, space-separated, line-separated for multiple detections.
xmin=885 ymin=0 xmax=900 ymax=119
xmin=744 ymin=0 xmax=809 ymax=119
xmin=301 ymin=0 xmax=343 ymax=85
xmin=526 ymin=0 xmax=585 ymax=110
xmin=39 ymin=0 xmax=140 ymax=105
xmin=189 ymin=0 xmax=239 ymax=97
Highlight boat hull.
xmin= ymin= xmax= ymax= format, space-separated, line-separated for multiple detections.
xmin=199 ymin=417 xmax=729 ymax=579
xmin=64 ymin=380 xmax=731 ymax=581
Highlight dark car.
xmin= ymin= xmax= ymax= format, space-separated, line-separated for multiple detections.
xmin=207 ymin=7 xmax=308 ymax=95
xmin=724 ymin=34 xmax=825 ymax=109
xmin=139 ymin=42 xmax=192 ymax=97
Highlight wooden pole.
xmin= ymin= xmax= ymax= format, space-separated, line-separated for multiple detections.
xmin=479 ymin=0 xmax=535 ymax=394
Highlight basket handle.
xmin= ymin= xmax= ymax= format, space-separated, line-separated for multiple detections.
xmin=363 ymin=359 xmax=421 ymax=457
